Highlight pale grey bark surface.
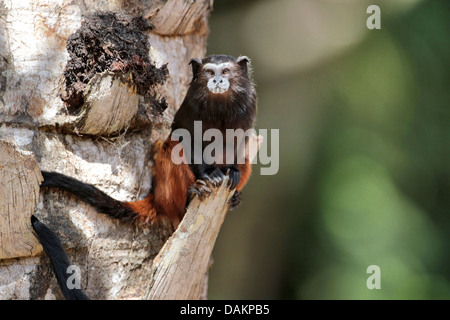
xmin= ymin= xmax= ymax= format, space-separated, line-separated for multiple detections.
xmin=0 ymin=0 xmax=215 ymax=300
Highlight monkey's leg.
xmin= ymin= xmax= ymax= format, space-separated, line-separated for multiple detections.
xmin=229 ymin=191 xmax=241 ymax=211
xmin=151 ymin=139 xmax=196 ymax=225
xmin=235 ymin=161 xmax=251 ymax=192
xmin=227 ymin=161 xmax=252 ymax=210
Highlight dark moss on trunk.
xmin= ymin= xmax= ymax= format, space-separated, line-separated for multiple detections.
xmin=62 ymin=11 xmax=168 ymax=114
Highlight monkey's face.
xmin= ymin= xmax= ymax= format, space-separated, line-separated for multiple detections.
xmin=189 ymin=55 xmax=252 ymax=98
xmin=202 ymin=62 xmax=233 ymax=94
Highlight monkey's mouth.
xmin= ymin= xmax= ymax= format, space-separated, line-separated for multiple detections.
xmin=210 ymin=87 xmax=227 ymax=94
xmin=208 ymin=84 xmax=229 ymax=94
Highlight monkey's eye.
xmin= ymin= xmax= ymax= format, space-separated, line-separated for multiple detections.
xmin=205 ymin=69 xmax=214 ymax=76
xmin=222 ymin=68 xmax=230 ymax=75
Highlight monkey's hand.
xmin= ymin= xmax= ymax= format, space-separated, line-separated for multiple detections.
xmin=199 ymin=167 xmax=225 ymax=186
xmin=199 ymin=166 xmax=241 ymax=190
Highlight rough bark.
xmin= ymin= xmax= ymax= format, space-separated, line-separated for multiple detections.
xmin=0 ymin=0 xmax=214 ymax=300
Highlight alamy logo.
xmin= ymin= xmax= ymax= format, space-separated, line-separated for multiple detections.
xmin=366 ymin=5 xmax=381 ymax=29
xmin=170 ymin=121 xmax=279 ymax=176
xmin=66 ymin=265 xmax=82 ymax=290
xmin=366 ymin=265 xmax=381 ymax=289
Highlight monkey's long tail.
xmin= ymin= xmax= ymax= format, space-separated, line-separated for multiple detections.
xmin=31 ymin=215 xmax=89 ymax=300
xmin=40 ymin=171 xmax=139 ymax=222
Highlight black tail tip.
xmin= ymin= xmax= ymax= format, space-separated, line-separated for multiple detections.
xmin=31 ymin=215 xmax=41 ymax=230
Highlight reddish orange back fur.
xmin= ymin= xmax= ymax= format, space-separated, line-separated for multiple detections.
xmin=152 ymin=139 xmax=195 ymax=225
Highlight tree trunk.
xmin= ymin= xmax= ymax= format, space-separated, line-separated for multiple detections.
xmin=0 ymin=0 xmax=215 ymax=300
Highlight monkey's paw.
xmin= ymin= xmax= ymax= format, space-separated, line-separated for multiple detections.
xmin=228 ymin=191 xmax=241 ymax=210
xmin=201 ymin=167 xmax=225 ymax=187
xmin=188 ymin=179 xmax=212 ymax=201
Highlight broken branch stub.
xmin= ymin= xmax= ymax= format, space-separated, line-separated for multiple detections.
xmin=143 ymin=179 xmax=234 ymax=300
xmin=0 ymin=140 xmax=43 ymax=260
xmin=62 ymin=11 xmax=168 ymax=136
xmin=74 ymin=71 xmax=139 ymax=136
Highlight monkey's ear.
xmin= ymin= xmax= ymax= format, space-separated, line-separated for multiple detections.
xmin=236 ymin=56 xmax=250 ymax=73
xmin=189 ymin=58 xmax=202 ymax=80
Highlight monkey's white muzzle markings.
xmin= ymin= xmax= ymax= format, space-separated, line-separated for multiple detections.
xmin=204 ymin=62 xmax=233 ymax=94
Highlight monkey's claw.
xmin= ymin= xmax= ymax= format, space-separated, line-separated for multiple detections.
xmin=229 ymin=191 xmax=241 ymax=210
xmin=188 ymin=179 xmax=212 ymax=201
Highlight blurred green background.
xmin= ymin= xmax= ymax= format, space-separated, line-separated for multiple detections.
xmin=206 ymin=0 xmax=450 ymax=299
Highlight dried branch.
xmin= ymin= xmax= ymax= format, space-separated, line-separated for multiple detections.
xmin=0 ymin=141 xmax=43 ymax=259
xmin=142 ymin=179 xmax=233 ymax=300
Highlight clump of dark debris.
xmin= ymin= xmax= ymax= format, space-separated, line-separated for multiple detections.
xmin=62 ymin=11 xmax=168 ymax=114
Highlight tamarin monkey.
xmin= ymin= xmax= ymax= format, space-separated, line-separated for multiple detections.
xmin=31 ymin=54 xmax=257 ymax=299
